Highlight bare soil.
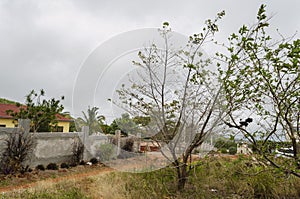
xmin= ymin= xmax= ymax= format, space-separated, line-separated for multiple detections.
xmin=0 ymin=164 xmax=113 ymax=193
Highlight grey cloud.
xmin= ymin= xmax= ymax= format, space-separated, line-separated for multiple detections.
xmin=0 ymin=0 xmax=299 ymax=118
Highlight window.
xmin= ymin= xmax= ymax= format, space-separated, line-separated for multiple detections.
xmin=0 ymin=124 xmax=6 ymax=127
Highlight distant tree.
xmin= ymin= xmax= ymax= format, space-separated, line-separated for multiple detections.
xmin=99 ymin=123 xmax=111 ymax=134
xmin=106 ymin=113 xmax=138 ymax=136
xmin=76 ymin=106 xmax=105 ymax=135
xmin=115 ymin=113 xmax=138 ymax=136
xmin=0 ymin=98 xmax=17 ymax=105
xmin=7 ymin=89 xmax=64 ymax=132
xmin=105 ymin=119 xmax=120 ymax=135
xmin=214 ymin=137 xmax=237 ymax=151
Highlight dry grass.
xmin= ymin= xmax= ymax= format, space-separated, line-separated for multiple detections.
xmin=2 ymin=156 xmax=300 ymax=198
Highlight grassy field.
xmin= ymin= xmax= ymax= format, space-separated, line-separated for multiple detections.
xmin=2 ymin=155 xmax=300 ymax=198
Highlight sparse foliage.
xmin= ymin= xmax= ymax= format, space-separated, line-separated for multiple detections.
xmin=98 ymin=143 xmax=115 ymax=162
xmin=219 ymin=5 xmax=300 ymax=176
xmin=114 ymin=12 xmax=225 ymax=190
xmin=0 ymin=129 xmax=35 ymax=175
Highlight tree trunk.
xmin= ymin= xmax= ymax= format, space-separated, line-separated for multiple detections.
xmin=177 ymin=163 xmax=188 ymax=191
xmin=291 ymin=137 xmax=300 ymax=168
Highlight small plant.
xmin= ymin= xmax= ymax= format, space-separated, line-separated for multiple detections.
xmin=220 ymin=148 xmax=228 ymax=154
xmin=90 ymin=158 xmax=98 ymax=165
xmin=60 ymin=162 xmax=70 ymax=169
xmin=79 ymin=160 xmax=85 ymax=165
xmin=46 ymin=163 xmax=58 ymax=170
xmin=36 ymin=164 xmax=45 ymax=171
xmin=20 ymin=165 xmax=31 ymax=174
xmin=0 ymin=128 xmax=35 ymax=175
xmin=229 ymin=146 xmax=237 ymax=155
xmin=98 ymin=143 xmax=115 ymax=162
xmin=122 ymin=138 xmax=134 ymax=152
xmin=69 ymin=162 xmax=77 ymax=167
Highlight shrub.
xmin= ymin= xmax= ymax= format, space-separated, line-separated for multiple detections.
xmin=0 ymin=129 xmax=35 ymax=175
xmin=122 ymin=138 xmax=134 ymax=152
xmin=98 ymin=143 xmax=115 ymax=162
xmin=90 ymin=158 xmax=98 ymax=165
xmin=60 ymin=162 xmax=70 ymax=169
xmin=35 ymin=164 xmax=45 ymax=171
xmin=69 ymin=162 xmax=77 ymax=167
xmin=46 ymin=163 xmax=58 ymax=170
xmin=229 ymin=146 xmax=237 ymax=155
xmin=79 ymin=160 xmax=85 ymax=165
xmin=220 ymin=148 xmax=228 ymax=154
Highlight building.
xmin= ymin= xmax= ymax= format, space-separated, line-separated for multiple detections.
xmin=0 ymin=103 xmax=72 ymax=132
xmin=237 ymin=142 xmax=252 ymax=155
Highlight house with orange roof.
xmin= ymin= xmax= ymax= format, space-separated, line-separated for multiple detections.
xmin=0 ymin=103 xmax=72 ymax=132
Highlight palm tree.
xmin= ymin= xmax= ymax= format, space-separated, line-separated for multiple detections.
xmin=76 ymin=106 xmax=105 ymax=135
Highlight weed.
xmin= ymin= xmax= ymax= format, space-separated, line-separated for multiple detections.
xmin=0 ymin=129 xmax=35 ymax=175
xmin=36 ymin=164 xmax=45 ymax=171
xmin=90 ymin=158 xmax=98 ymax=165
xmin=46 ymin=163 xmax=58 ymax=170
xmin=60 ymin=162 xmax=70 ymax=169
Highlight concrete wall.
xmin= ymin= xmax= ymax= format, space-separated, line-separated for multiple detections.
xmin=28 ymin=132 xmax=78 ymax=167
xmin=0 ymin=125 xmax=109 ymax=168
xmin=0 ymin=122 xmax=140 ymax=168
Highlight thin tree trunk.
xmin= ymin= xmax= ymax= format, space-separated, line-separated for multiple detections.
xmin=177 ymin=164 xmax=188 ymax=191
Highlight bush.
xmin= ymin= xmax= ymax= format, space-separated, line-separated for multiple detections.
xmin=60 ymin=162 xmax=70 ymax=169
xmin=46 ymin=163 xmax=58 ymax=170
xmin=35 ymin=164 xmax=45 ymax=171
xmin=122 ymin=138 xmax=134 ymax=152
xmin=79 ymin=160 xmax=85 ymax=165
xmin=90 ymin=158 xmax=98 ymax=165
xmin=98 ymin=143 xmax=115 ymax=162
xmin=220 ymin=148 xmax=228 ymax=154
xmin=69 ymin=162 xmax=77 ymax=167
xmin=229 ymin=146 xmax=237 ymax=155
xmin=0 ymin=129 xmax=35 ymax=175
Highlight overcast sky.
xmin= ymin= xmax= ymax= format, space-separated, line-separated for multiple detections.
xmin=0 ymin=0 xmax=299 ymax=121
